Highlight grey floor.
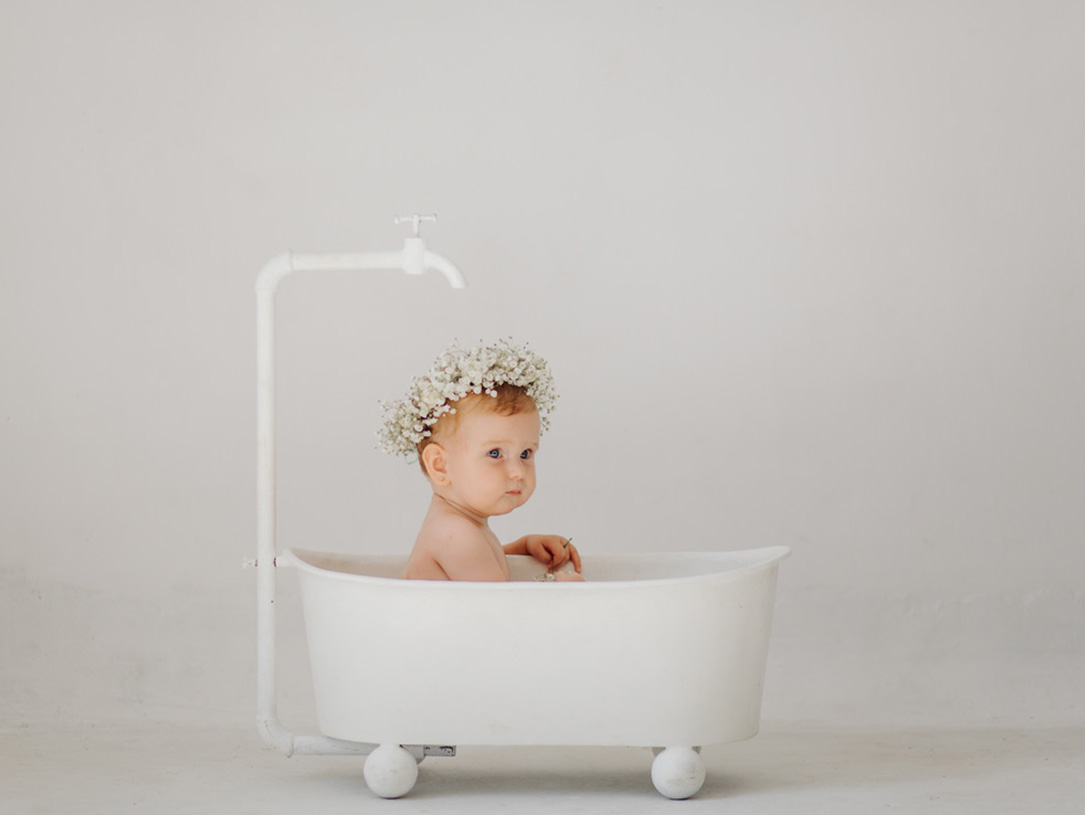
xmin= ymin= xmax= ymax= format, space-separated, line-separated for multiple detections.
xmin=4 ymin=719 xmax=1082 ymax=814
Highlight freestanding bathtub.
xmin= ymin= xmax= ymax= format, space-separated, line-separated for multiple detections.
xmin=284 ymin=546 xmax=789 ymax=799
xmin=254 ymin=245 xmax=789 ymax=799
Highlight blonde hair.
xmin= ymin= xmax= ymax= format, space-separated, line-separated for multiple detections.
xmin=417 ymin=384 xmax=536 ymax=476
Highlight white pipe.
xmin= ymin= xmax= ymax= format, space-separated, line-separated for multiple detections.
xmin=255 ymin=244 xmax=467 ymax=294
xmin=292 ymin=735 xmax=377 ymax=756
xmin=256 ymin=284 xmax=289 ymax=755
xmin=255 ymin=243 xmax=466 ymax=757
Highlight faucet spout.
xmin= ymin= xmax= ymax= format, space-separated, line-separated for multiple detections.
xmin=425 ymin=249 xmax=468 ymax=289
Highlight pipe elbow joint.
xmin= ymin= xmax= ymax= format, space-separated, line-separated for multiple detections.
xmin=257 ymin=714 xmax=296 ymax=757
xmin=255 ymin=252 xmax=294 ymax=294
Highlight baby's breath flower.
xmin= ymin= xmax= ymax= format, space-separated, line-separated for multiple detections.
xmin=377 ymin=339 xmax=557 ymax=458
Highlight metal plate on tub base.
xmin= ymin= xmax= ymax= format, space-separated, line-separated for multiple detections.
xmin=402 ymin=745 xmax=457 ymax=759
xmin=421 ymin=745 xmax=456 ymax=757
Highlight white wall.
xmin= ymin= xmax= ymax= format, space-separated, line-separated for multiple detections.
xmin=2 ymin=1 xmax=1082 ymax=731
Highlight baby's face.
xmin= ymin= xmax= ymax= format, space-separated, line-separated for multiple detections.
xmin=439 ymin=406 xmax=541 ymax=518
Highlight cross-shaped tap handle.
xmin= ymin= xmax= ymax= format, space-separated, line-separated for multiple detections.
xmin=395 ymin=214 xmax=438 ymax=237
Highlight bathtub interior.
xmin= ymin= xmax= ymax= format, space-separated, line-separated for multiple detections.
xmin=288 ymin=546 xmax=789 ymax=584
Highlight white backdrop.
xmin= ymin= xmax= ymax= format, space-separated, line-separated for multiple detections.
xmin=2 ymin=1 xmax=1082 ymax=733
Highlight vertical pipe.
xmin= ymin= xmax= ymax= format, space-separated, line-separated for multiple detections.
xmin=256 ymin=278 xmax=293 ymax=755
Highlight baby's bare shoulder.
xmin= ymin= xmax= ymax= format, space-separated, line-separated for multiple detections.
xmin=419 ymin=516 xmax=506 ymax=581
xmin=414 ymin=513 xmax=486 ymax=558
xmin=419 ymin=510 xmax=483 ymax=543
xmin=406 ymin=515 xmax=484 ymax=580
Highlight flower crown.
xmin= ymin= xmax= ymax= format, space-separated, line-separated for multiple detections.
xmin=377 ymin=339 xmax=557 ymax=458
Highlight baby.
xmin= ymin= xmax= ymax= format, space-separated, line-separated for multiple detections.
xmin=378 ymin=340 xmax=583 ymax=582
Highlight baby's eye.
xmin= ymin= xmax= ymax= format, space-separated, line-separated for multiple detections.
xmin=520 ymin=449 xmax=533 ymax=460
xmin=487 ymin=449 xmax=501 ymax=459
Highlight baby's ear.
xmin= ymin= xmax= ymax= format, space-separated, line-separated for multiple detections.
xmin=421 ymin=443 xmax=448 ymax=484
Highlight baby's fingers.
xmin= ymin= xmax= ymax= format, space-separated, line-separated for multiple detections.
xmin=551 ymin=537 xmax=580 ymax=572
xmin=540 ymin=536 xmax=567 ymax=565
xmin=567 ymin=543 xmax=582 ymax=573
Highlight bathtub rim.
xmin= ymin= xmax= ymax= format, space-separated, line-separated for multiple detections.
xmin=284 ymin=545 xmax=790 ymax=591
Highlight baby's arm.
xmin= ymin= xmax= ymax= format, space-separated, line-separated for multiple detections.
xmin=505 ymin=535 xmax=582 ymax=574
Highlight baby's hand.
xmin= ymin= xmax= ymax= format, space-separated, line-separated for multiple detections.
xmin=553 ymin=571 xmax=585 ymax=582
xmin=515 ymin=534 xmax=582 ymax=574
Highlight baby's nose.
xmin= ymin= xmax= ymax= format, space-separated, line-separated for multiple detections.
xmin=507 ymin=459 xmax=525 ymax=478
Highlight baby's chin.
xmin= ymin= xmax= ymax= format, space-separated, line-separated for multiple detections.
xmin=491 ymin=493 xmax=532 ymax=514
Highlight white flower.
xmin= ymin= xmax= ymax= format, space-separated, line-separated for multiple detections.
xmin=377 ymin=339 xmax=557 ymax=458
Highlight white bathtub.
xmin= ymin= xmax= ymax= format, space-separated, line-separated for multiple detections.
xmin=285 ymin=546 xmax=789 ymax=799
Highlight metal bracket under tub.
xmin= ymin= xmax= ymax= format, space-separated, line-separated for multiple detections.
xmin=417 ymin=745 xmax=457 ymax=758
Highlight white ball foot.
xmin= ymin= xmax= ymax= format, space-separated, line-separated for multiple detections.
xmin=364 ymin=744 xmax=419 ymax=798
xmin=651 ymin=746 xmax=706 ymax=799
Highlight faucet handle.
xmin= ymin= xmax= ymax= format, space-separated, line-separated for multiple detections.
xmin=394 ymin=213 xmax=437 ymax=238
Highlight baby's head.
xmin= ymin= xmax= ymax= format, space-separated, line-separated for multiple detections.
xmin=378 ymin=339 xmax=557 ymax=475
xmin=416 ymin=385 xmax=543 ymax=514
xmin=416 ymin=383 xmax=537 ymax=476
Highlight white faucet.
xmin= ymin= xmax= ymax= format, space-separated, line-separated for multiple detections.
xmin=256 ymin=214 xmax=467 ymax=293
